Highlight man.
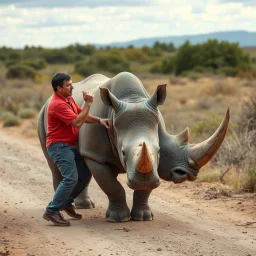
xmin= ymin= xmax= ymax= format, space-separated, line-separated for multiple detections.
xmin=43 ymin=73 xmax=109 ymax=226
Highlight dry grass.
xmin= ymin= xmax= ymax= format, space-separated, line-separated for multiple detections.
xmin=1 ymin=66 xmax=256 ymax=191
xmin=142 ymin=75 xmax=253 ymax=136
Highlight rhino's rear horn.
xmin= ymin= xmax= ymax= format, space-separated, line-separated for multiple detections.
xmin=136 ymin=142 xmax=153 ymax=173
xmin=176 ymin=127 xmax=189 ymax=146
xmin=189 ymin=108 xmax=230 ymax=168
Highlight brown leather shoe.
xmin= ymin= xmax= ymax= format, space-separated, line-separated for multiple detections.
xmin=61 ymin=205 xmax=82 ymax=219
xmin=43 ymin=211 xmax=70 ymax=226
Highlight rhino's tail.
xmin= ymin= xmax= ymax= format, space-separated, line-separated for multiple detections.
xmin=37 ymin=102 xmax=48 ymax=158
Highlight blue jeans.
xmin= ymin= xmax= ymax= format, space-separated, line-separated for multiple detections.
xmin=46 ymin=142 xmax=91 ymax=214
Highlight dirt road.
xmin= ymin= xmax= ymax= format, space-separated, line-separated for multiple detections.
xmin=0 ymin=126 xmax=256 ymax=256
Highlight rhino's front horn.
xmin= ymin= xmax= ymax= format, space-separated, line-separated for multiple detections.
xmin=136 ymin=142 xmax=153 ymax=173
xmin=189 ymin=108 xmax=230 ymax=168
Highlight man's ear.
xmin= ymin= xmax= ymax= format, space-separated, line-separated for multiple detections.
xmin=56 ymin=85 xmax=62 ymax=92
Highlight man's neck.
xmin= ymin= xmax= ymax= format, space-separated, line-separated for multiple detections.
xmin=55 ymin=91 xmax=68 ymax=101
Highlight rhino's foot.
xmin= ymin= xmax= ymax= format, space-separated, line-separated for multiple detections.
xmin=74 ymin=197 xmax=95 ymax=209
xmin=106 ymin=205 xmax=130 ymax=222
xmin=130 ymin=206 xmax=154 ymax=221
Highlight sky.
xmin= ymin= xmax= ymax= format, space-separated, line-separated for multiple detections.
xmin=0 ymin=0 xmax=255 ymax=48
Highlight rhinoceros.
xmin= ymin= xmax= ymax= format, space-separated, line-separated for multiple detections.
xmin=37 ymin=72 xmax=229 ymax=222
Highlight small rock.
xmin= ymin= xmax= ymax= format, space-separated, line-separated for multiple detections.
xmin=123 ymin=227 xmax=130 ymax=232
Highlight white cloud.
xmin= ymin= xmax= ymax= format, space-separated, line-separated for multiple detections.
xmin=0 ymin=0 xmax=255 ymax=48
xmin=0 ymin=0 xmax=154 ymax=8
xmin=219 ymin=0 xmax=256 ymax=6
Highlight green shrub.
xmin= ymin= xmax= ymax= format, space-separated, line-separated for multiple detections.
xmin=217 ymin=66 xmax=238 ymax=77
xmin=18 ymin=108 xmax=36 ymax=119
xmin=0 ymin=111 xmax=12 ymax=121
xmin=238 ymin=93 xmax=256 ymax=134
xmin=74 ymin=60 xmax=98 ymax=77
xmin=22 ymin=59 xmax=47 ymax=70
xmin=5 ymin=60 xmax=16 ymax=68
xmin=242 ymin=165 xmax=256 ymax=192
xmin=163 ymin=39 xmax=252 ymax=76
xmin=153 ymin=41 xmax=176 ymax=52
xmin=2 ymin=112 xmax=20 ymax=127
xmin=149 ymin=62 xmax=162 ymax=73
xmin=161 ymin=56 xmax=176 ymax=74
xmin=42 ymin=49 xmax=75 ymax=64
xmin=191 ymin=114 xmax=227 ymax=138
xmin=95 ymin=50 xmax=130 ymax=74
xmin=122 ymin=48 xmax=148 ymax=63
xmin=66 ymin=43 xmax=96 ymax=55
xmin=6 ymin=64 xmax=36 ymax=79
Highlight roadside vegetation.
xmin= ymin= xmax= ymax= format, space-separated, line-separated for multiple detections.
xmin=0 ymin=40 xmax=256 ymax=192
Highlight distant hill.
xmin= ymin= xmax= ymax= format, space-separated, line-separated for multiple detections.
xmin=104 ymin=30 xmax=256 ymax=48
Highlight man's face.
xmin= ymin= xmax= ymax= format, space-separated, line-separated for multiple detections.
xmin=57 ymin=79 xmax=74 ymax=98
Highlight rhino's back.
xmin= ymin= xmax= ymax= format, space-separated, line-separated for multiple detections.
xmin=72 ymin=74 xmax=110 ymax=107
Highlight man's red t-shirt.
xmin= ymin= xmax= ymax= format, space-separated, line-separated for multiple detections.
xmin=46 ymin=93 xmax=82 ymax=147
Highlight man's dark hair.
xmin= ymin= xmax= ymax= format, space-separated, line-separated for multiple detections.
xmin=51 ymin=73 xmax=71 ymax=91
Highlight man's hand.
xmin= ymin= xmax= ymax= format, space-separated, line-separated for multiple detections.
xmin=99 ymin=118 xmax=110 ymax=130
xmin=82 ymin=91 xmax=94 ymax=104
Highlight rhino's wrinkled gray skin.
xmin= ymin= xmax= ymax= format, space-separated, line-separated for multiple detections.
xmin=38 ymin=72 xmax=167 ymax=222
xmin=38 ymin=72 xmax=229 ymax=222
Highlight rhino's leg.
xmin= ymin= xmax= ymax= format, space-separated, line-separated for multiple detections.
xmin=74 ymin=178 xmax=95 ymax=209
xmin=131 ymin=190 xmax=153 ymax=221
xmin=86 ymin=159 xmax=130 ymax=222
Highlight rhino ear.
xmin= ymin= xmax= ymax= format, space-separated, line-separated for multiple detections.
xmin=100 ymin=87 xmax=122 ymax=111
xmin=148 ymin=84 xmax=167 ymax=107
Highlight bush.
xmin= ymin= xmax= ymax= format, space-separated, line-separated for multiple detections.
xmin=74 ymin=60 xmax=98 ymax=77
xmin=6 ymin=64 xmax=36 ymax=79
xmin=2 ymin=112 xmax=20 ymax=127
xmin=238 ymin=93 xmax=256 ymax=134
xmin=66 ymin=43 xmax=96 ymax=55
xmin=242 ymin=165 xmax=256 ymax=192
xmin=95 ymin=50 xmax=130 ymax=74
xmin=18 ymin=108 xmax=36 ymax=119
xmin=217 ymin=66 xmax=238 ymax=77
xmin=42 ymin=49 xmax=75 ymax=64
xmin=163 ymin=39 xmax=252 ymax=76
xmin=149 ymin=62 xmax=162 ymax=73
xmin=22 ymin=59 xmax=47 ymax=70
xmin=153 ymin=41 xmax=175 ymax=52
xmin=191 ymin=114 xmax=226 ymax=138
xmin=161 ymin=56 xmax=176 ymax=74
xmin=122 ymin=48 xmax=148 ymax=63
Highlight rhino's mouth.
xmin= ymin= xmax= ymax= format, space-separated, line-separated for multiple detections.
xmin=170 ymin=167 xmax=197 ymax=184
xmin=126 ymin=173 xmax=161 ymax=190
